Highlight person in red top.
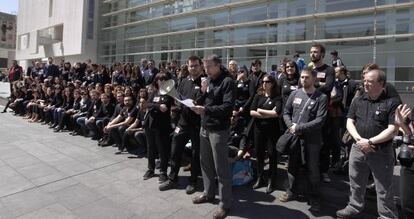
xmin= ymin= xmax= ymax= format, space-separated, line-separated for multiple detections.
xmin=8 ymin=60 xmax=23 ymax=94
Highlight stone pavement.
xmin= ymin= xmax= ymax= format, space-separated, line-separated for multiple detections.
xmin=0 ymin=104 xmax=397 ymax=219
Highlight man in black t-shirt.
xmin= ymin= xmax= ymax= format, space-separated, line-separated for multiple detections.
xmin=103 ymin=95 xmax=137 ymax=153
xmin=310 ymin=44 xmax=335 ymax=183
xmin=336 ymin=69 xmax=399 ymax=219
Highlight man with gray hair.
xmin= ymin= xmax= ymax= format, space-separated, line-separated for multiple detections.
xmin=336 ymin=69 xmax=399 ymax=219
xmin=191 ymin=54 xmax=236 ymax=219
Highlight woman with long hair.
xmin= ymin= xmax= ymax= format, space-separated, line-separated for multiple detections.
xmin=250 ymin=74 xmax=283 ymax=194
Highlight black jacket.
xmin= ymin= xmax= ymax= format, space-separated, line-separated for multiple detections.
xmin=196 ymin=69 xmax=236 ymax=131
xmin=144 ymin=92 xmax=173 ymax=131
xmin=176 ymin=76 xmax=203 ymax=128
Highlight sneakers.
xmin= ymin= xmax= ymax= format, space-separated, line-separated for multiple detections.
xmin=322 ymin=173 xmax=331 ymax=183
xmin=185 ymin=183 xmax=196 ymax=194
xmin=336 ymin=208 xmax=359 ymax=219
xmin=159 ymin=179 xmax=178 ymax=191
xmin=143 ymin=170 xmax=155 ymax=180
xmin=158 ymin=173 xmax=168 ymax=183
xmin=213 ymin=207 xmax=230 ymax=219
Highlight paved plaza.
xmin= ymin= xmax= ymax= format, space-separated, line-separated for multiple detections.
xmin=0 ymin=101 xmax=398 ymax=219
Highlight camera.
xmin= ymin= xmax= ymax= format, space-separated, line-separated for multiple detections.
xmin=393 ymin=135 xmax=414 ymax=167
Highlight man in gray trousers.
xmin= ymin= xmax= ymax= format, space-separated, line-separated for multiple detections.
xmin=280 ymin=67 xmax=328 ymax=213
xmin=192 ymin=54 xmax=236 ymax=219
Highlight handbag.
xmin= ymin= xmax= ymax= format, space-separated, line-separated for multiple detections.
xmin=276 ymin=130 xmax=300 ymax=154
xmin=232 ymin=160 xmax=254 ymax=186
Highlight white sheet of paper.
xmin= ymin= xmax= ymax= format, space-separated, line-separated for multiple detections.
xmin=176 ymin=98 xmax=195 ymax=108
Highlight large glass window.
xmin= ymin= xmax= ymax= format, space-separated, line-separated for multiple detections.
xmin=318 ymin=0 xmax=374 ymax=13
xmin=275 ymin=21 xmax=306 ymax=42
xmin=127 ymin=0 xmax=148 ymax=8
xmin=230 ymin=4 xmax=267 ymax=24
xmin=194 ymin=0 xmax=229 ymax=10
xmin=197 ymin=30 xmax=227 ymax=48
xmin=170 ymin=16 xmax=196 ymax=32
xmin=151 ymin=4 xmax=172 ymax=18
xmin=125 ymin=39 xmax=146 ymax=53
xmin=170 ymin=33 xmax=196 ymax=50
xmin=229 ymin=26 xmax=267 ymax=45
xmin=197 ymin=10 xmax=228 ymax=28
xmin=147 ymin=21 xmax=169 ymax=35
xmin=268 ymin=0 xmax=314 ymax=18
xmin=320 ymin=14 xmax=375 ymax=39
xmin=125 ymin=25 xmax=147 ymax=38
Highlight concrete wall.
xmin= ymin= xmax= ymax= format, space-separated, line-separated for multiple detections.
xmin=16 ymin=0 xmax=98 ymax=69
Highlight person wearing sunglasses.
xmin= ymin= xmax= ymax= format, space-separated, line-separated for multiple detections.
xmin=249 ymin=74 xmax=282 ymax=194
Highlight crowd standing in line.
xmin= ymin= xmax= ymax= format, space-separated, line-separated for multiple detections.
xmin=2 ymin=44 xmax=414 ymax=219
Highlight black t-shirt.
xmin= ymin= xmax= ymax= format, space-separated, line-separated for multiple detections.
xmin=250 ymin=94 xmax=282 ymax=129
xmin=235 ymin=80 xmax=250 ymax=110
xmin=347 ymin=92 xmax=399 ymax=147
xmin=119 ymin=106 xmax=138 ymax=120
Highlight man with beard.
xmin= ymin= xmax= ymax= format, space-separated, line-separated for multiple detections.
xmin=99 ymin=91 xmax=125 ymax=146
xmin=103 ymin=95 xmax=138 ymax=153
xmin=159 ymin=55 xmax=203 ymax=194
xmin=309 ymin=44 xmax=335 ymax=183
xmin=280 ymin=67 xmax=328 ymax=213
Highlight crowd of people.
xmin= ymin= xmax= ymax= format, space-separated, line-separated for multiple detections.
xmin=2 ymin=44 xmax=413 ymax=219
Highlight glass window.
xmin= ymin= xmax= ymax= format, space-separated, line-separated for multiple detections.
xmin=127 ymin=0 xmax=149 ymax=8
xmin=197 ymin=11 xmax=228 ymax=28
xmin=170 ymin=33 xmax=195 ymax=50
xmin=172 ymin=0 xmax=194 ymax=14
xmin=268 ymin=0 xmax=314 ymax=18
xmin=377 ymin=9 xmax=412 ymax=36
xmin=170 ymin=16 xmax=196 ymax=32
xmin=318 ymin=0 xmax=374 ymax=13
xmin=229 ymin=26 xmax=267 ymax=45
xmin=147 ymin=21 xmax=169 ymax=35
xmin=275 ymin=21 xmax=306 ymax=42
xmin=125 ymin=25 xmax=147 ymax=38
xmin=197 ymin=30 xmax=227 ymax=48
xmin=151 ymin=4 xmax=172 ymax=18
xmin=230 ymin=4 xmax=267 ymax=24
xmin=129 ymin=9 xmax=150 ymax=22
xmin=320 ymin=14 xmax=375 ymax=39
xmin=125 ymin=39 xmax=146 ymax=53
xmin=194 ymin=0 xmax=229 ymax=10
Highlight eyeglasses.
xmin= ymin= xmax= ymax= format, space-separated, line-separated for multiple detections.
xmin=263 ymin=81 xmax=271 ymax=83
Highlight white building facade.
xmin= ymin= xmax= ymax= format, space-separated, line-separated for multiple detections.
xmin=16 ymin=0 xmax=99 ymax=69
xmin=0 ymin=12 xmax=16 ymax=70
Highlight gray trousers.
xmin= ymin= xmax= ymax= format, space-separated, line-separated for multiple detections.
xmin=199 ymin=127 xmax=232 ymax=209
xmin=346 ymin=143 xmax=397 ymax=219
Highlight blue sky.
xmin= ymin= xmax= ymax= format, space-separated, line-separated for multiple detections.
xmin=0 ymin=0 xmax=18 ymax=14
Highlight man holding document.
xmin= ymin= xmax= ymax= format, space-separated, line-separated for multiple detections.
xmin=191 ymin=54 xmax=236 ymax=219
xmin=159 ymin=55 xmax=205 ymax=194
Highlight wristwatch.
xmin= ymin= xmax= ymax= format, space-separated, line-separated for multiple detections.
xmin=368 ymin=139 xmax=373 ymax=145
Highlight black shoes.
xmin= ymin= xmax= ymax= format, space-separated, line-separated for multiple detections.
xmin=192 ymin=195 xmax=215 ymax=204
xmin=213 ymin=207 xmax=230 ymax=219
xmin=252 ymin=177 xmax=265 ymax=189
xmin=158 ymin=173 xmax=168 ymax=183
xmin=309 ymin=200 xmax=321 ymax=213
xmin=185 ymin=183 xmax=196 ymax=195
xmin=159 ymin=179 xmax=178 ymax=191
xmin=143 ymin=170 xmax=155 ymax=180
